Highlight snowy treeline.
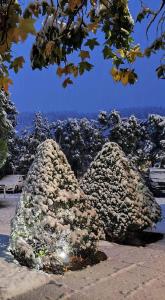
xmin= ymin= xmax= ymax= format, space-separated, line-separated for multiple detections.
xmin=2 ymin=109 xmax=165 ymax=178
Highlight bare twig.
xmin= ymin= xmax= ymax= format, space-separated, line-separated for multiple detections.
xmin=146 ymin=0 xmax=165 ymax=37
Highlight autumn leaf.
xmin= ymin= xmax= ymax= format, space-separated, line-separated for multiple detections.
xmin=128 ymin=70 xmax=138 ymax=84
xmin=118 ymin=49 xmax=126 ymax=58
xmin=103 ymin=46 xmax=114 ymax=59
xmin=85 ymin=38 xmax=100 ymax=50
xmin=111 ymin=67 xmax=121 ymax=81
xmin=111 ymin=67 xmax=138 ymax=85
xmin=68 ymin=0 xmax=82 ymax=11
xmin=0 ymin=43 xmax=9 ymax=54
xmin=7 ymin=27 xmax=20 ymax=43
xmin=57 ymin=66 xmax=64 ymax=77
xmin=57 ymin=64 xmax=78 ymax=78
xmin=62 ymin=77 xmax=73 ymax=88
xmin=121 ymin=71 xmax=129 ymax=85
xmin=10 ymin=56 xmax=25 ymax=73
xmin=87 ymin=21 xmax=100 ymax=33
xmin=127 ymin=46 xmax=143 ymax=63
xmin=45 ymin=41 xmax=55 ymax=57
xmin=0 ymin=76 xmax=13 ymax=92
xmin=71 ymin=66 xmax=79 ymax=77
xmin=79 ymin=61 xmax=93 ymax=75
xmin=79 ymin=50 xmax=90 ymax=60
xmin=19 ymin=18 xmax=36 ymax=41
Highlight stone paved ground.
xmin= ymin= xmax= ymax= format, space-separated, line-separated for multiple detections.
xmin=1 ymin=195 xmax=165 ymax=300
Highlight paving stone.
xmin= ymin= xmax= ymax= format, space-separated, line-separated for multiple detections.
xmin=127 ymin=274 xmax=165 ymax=300
xmin=10 ymin=282 xmax=73 ymax=300
xmin=137 ymin=255 xmax=165 ymax=274
xmin=0 ymin=259 xmax=52 ymax=300
xmin=64 ymin=263 xmax=162 ymax=300
xmin=105 ymin=244 xmax=165 ymax=264
xmin=1 ymin=239 xmax=165 ymax=300
xmin=62 ymin=258 xmax=132 ymax=290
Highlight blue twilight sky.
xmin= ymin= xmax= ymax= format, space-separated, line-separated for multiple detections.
xmin=9 ymin=0 xmax=164 ymax=113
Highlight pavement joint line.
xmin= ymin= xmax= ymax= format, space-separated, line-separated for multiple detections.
xmin=59 ymin=263 xmax=139 ymax=300
xmin=115 ymin=252 xmax=165 ymax=265
xmin=135 ymin=262 xmax=165 ymax=275
xmin=126 ymin=276 xmax=162 ymax=299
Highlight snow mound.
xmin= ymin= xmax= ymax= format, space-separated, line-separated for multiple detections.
xmin=10 ymin=139 xmax=101 ymax=273
xmin=80 ymin=142 xmax=161 ymax=242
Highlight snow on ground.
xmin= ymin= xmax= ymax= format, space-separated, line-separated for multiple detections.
xmin=0 ymin=193 xmax=20 ymax=235
xmin=0 ymin=194 xmax=165 ymax=300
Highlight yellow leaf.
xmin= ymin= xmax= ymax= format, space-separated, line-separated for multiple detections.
xmin=111 ymin=67 xmax=121 ymax=81
xmin=121 ymin=71 xmax=129 ymax=85
xmin=118 ymin=49 xmax=126 ymax=58
xmin=127 ymin=46 xmax=143 ymax=63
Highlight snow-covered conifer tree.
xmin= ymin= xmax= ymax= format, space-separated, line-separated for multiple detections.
xmin=52 ymin=118 xmax=105 ymax=177
xmin=0 ymin=90 xmax=17 ymax=170
xmin=80 ymin=142 xmax=161 ymax=242
xmin=13 ymin=112 xmax=51 ymax=175
xmin=10 ymin=139 xmax=102 ymax=273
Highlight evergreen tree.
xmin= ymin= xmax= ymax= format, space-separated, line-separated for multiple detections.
xmin=98 ymin=110 xmax=149 ymax=171
xmin=0 ymin=90 xmax=17 ymax=170
xmin=10 ymin=139 xmax=102 ymax=273
xmin=52 ymin=118 xmax=105 ymax=177
xmin=11 ymin=112 xmax=51 ymax=175
xmin=81 ymin=142 xmax=161 ymax=242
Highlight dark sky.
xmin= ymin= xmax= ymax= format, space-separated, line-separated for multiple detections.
xmin=10 ymin=1 xmax=164 ymax=113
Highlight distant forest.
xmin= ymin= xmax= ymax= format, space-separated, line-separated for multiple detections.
xmin=17 ymin=107 xmax=165 ymax=132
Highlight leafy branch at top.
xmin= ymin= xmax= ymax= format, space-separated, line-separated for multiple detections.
xmin=137 ymin=0 xmax=165 ymax=79
xmin=0 ymin=0 xmax=164 ymax=90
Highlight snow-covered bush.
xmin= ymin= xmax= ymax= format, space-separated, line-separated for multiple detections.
xmin=80 ymin=142 xmax=161 ymax=242
xmin=10 ymin=139 xmax=102 ymax=273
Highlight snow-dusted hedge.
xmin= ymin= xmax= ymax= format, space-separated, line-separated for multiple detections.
xmin=80 ymin=142 xmax=161 ymax=242
xmin=10 ymin=139 xmax=102 ymax=273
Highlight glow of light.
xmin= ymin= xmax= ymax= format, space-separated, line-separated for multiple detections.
xmin=58 ymin=251 xmax=67 ymax=260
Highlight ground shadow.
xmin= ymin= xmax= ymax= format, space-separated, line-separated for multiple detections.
xmin=106 ymin=231 xmax=164 ymax=247
xmin=123 ymin=231 xmax=164 ymax=247
xmin=0 ymin=234 xmax=14 ymax=262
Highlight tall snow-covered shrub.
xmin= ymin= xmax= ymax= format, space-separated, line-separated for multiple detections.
xmin=80 ymin=142 xmax=161 ymax=242
xmin=10 ymin=139 xmax=102 ymax=273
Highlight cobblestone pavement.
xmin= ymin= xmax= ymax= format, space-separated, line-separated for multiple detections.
xmin=0 ymin=239 xmax=165 ymax=300
xmin=1 ymin=195 xmax=165 ymax=300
